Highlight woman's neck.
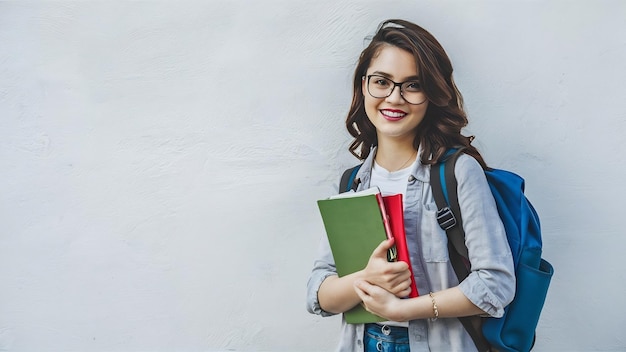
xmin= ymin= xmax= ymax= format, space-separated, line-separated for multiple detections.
xmin=375 ymin=139 xmax=418 ymax=172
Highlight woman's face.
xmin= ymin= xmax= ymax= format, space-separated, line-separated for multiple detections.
xmin=362 ymin=45 xmax=428 ymax=147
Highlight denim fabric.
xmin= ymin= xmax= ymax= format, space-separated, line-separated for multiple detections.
xmin=306 ymin=146 xmax=516 ymax=352
xmin=364 ymin=324 xmax=410 ymax=352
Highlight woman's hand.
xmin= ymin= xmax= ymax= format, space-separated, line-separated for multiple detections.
xmin=316 ymin=239 xmax=413 ymax=315
xmin=363 ymin=238 xmax=413 ymax=298
xmin=354 ymin=279 xmax=407 ymax=321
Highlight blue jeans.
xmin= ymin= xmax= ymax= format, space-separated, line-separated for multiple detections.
xmin=364 ymin=323 xmax=410 ymax=352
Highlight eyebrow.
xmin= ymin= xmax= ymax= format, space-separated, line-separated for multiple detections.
xmin=371 ymin=71 xmax=420 ymax=81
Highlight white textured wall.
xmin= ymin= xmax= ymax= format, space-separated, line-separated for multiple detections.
xmin=1 ymin=1 xmax=625 ymax=351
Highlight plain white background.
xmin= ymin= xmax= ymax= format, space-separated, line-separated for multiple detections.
xmin=1 ymin=1 xmax=625 ymax=351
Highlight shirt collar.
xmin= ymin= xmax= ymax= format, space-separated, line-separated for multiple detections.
xmin=354 ymin=145 xmax=430 ymax=191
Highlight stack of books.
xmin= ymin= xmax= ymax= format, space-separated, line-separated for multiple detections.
xmin=317 ymin=187 xmax=419 ymax=324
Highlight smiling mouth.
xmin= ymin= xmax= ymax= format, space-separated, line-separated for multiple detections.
xmin=380 ymin=109 xmax=407 ymax=120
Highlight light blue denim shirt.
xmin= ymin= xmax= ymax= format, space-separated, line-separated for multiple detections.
xmin=306 ymin=147 xmax=515 ymax=352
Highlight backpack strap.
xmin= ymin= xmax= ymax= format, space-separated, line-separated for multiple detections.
xmin=431 ymin=148 xmax=470 ymax=274
xmin=339 ymin=164 xmax=362 ymax=193
xmin=430 ymin=148 xmax=491 ymax=352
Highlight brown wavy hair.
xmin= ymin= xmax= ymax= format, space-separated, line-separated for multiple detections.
xmin=346 ymin=19 xmax=487 ymax=168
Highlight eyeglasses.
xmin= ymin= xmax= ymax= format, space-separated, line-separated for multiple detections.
xmin=365 ymin=74 xmax=427 ymax=105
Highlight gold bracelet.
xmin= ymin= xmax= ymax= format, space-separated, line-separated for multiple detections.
xmin=429 ymin=292 xmax=439 ymax=321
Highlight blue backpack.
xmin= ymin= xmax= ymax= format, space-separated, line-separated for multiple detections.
xmin=430 ymin=148 xmax=554 ymax=352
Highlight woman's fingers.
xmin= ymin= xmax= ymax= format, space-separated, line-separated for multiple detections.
xmin=354 ymin=280 xmax=403 ymax=320
xmin=353 ymin=279 xmax=373 ymax=301
xmin=370 ymin=238 xmax=395 ymax=260
xmin=399 ymin=278 xmax=413 ymax=297
xmin=388 ymin=268 xmax=411 ymax=286
xmin=389 ymin=278 xmax=413 ymax=296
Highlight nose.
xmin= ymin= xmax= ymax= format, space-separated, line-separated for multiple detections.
xmin=385 ymin=84 xmax=405 ymax=104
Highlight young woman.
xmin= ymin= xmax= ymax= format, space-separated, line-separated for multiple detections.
xmin=306 ymin=19 xmax=516 ymax=351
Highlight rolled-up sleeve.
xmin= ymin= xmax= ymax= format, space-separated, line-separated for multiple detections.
xmin=455 ymin=155 xmax=516 ymax=318
xmin=306 ymin=235 xmax=339 ymax=317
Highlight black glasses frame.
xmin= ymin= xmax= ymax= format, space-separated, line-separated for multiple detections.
xmin=365 ymin=74 xmax=427 ymax=105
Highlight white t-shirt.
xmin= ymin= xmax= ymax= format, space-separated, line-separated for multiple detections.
xmin=370 ymin=160 xmax=416 ymax=204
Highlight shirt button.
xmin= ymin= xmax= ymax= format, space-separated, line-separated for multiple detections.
xmin=357 ymin=339 xmax=362 ymax=347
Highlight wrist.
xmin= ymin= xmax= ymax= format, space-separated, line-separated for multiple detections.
xmin=388 ymin=298 xmax=410 ymax=322
xmin=387 ymin=295 xmax=435 ymax=322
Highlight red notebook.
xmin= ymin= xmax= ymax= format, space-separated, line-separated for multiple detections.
xmin=383 ymin=194 xmax=419 ymax=298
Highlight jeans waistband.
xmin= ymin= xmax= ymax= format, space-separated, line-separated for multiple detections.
xmin=365 ymin=323 xmax=409 ymax=336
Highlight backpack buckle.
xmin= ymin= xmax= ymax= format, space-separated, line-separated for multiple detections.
xmin=436 ymin=207 xmax=457 ymax=230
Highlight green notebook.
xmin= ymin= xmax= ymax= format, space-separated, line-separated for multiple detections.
xmin=317 ymin=187 xmax=387 ymax=324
